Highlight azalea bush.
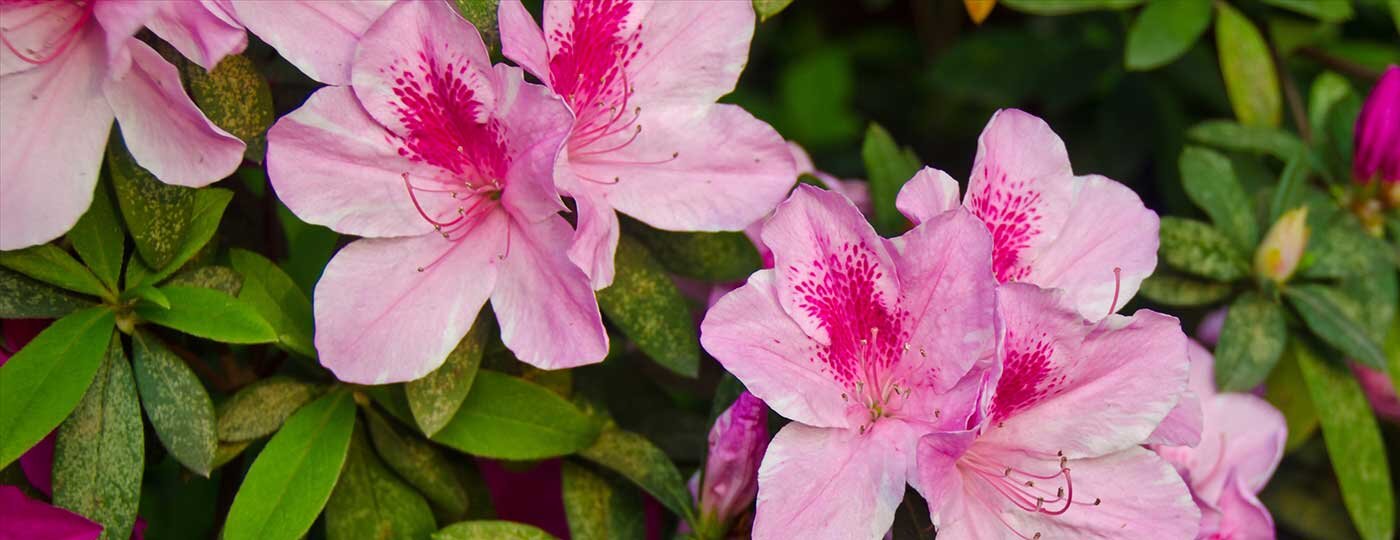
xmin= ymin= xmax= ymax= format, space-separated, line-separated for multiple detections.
xmin=1 ymin=0 xmax=1398 ymax=539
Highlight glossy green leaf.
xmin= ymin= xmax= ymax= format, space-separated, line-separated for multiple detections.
xmin=407 ymin=314 xmax=490 ymax=437
xmin=453 ymin=0 xmax=498 ymax=51
xmin=627 ymin=223 xmax=761 ymax=282
xmin=1294 ymin=342 xmax=1394 ymax=540
xmin=597 ymin=235 xmax=699 ymax=377
xmin=52 ymin=335 xmax=144 ymax=540
xmin=1001 ymin=0 xmax=1143 ymax=14
xmin=1157 ymin=217 xmax=1249 ymax=281
xmin=0 ymin=267 xmax=94 ymax=318
xmin=185 ymin=54 xmax=275 ymax=162
xmin=1260 ymin=0 xmax=1352 ymax=22
xmin=1179 ymin=146 xmax=1258 ymax=250
xmin=1137 ymin=272 xmax=1234 ymax=307
xmin=366 ymin=408 xmax=470 ymax=520
xmin=0 ymin=244 xmax=109 ymax=298
xmin=69 ymin=178 xmax=124 ymax=291
xmin=0 ymin=308 xmax=115 ymax=468
xmin=1214 ymin=292 xmax=1288 ymax=392
xmin=326 ymin=426 xmax=438 ymax=540
xmin=1186 ymin=120 xmax=1306 ymax=162
xmin=108 ymin=136 xmax=195 ymax=270
xmin=562 ymin=462 xmax=646 ymax=540
xmin=862 ymin=123 xmax=921 ymax=235
xmin=578 ymin=427 xmax=694 ymax=523
xmin=165 ymin=265 xmax=243 ymax=296
xmin=435 ymin=521 xmax=558 ymax=540
xmin=132 ymin=331 xmax=217 ymax=476
xmin=1124 ymin=0 xmax=1211 ymax=70
xmin=432 ymin=371 xmax=602 ymax=460
xmin=1215 ymin=2 xmax=1282 ymax=127
xmin=136 ymin=286 xmax=276 ymax=344
xmin=217 ymin=376 xmax=323 ymax=442
xmin=1266 ymin=344 xmax=1319 ymax=452
xmin=1286 ymin=285 xmax=1388 ymax=369
xmin=131 ymin=188 xmax=234 ymax=288
xmin=754 ymin=0 xmax=795 ymax=21
xmin=223 ymin=390 xmax=356 ymax=540
xmin=229 ymin=249 xmax=315 ymax=358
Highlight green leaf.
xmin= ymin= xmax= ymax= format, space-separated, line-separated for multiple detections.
xmin=1309 ymin=72 xmax=1354 ymax=137
xmin=1392 ymin=0 xmax=1400 ymax=34
xmin=407 ymin=314 xmax=490 ymax=437
xmin=136 ymin=286 xmax=276 ymax=344
xmin=1269 ymin=152 xmax=1310 ymax=224
xmin=326 ymin=425 xmax=438 ymax=540
xmin=122 ymin=284 xmax=170 ymax=310
xmin=1001 ymin=0 xmax=1144 ymax=14
xmin=1215 ymin=292 xmax=1288 ymax=392
xmin=1302 ymin=218 xmax=1390 ymax=280
xmin=453 ymin=0 xmax=499 ymax=52
xmin=139 ymin=457 xmax=221 ymax=540
xmin=1286 ymin=285 xmax=1388 ymax=369
xmin=432 ymin=371 xmax=602 ymax=460
xmin=1215 ymin=3 xmax=1282 ymax=127
xmin=1137 ymin=272 xmax=1234 ymax=307
xmin=753 ymin=0 xmax=795 ymax=21
xmin=132 ymin=331 xmax=217 ymax=476
xmin=1266 ymin=344 xmax=1319 ymax=452
xmin=0 ymin=267 xmax=94 ymax=318
xmin=596 ymin=235 xmax=699 ymax=378
xmin=108 ymin=136 xmax=195 ymax=270
xmin=1294 ymin=341 xmax=1394 ymax=540
xmin=1186 ymin=120 xmax=1306 ymax=161
xmin=52 ymin=335 xmax=144 ymax=540
xmin=69 ymin=178 xmax=125 ymax=291
xmin=166 ymin=265 xmax=243 ymax=296
xmin=435 ymin=521 xmax=558 ymax=540
xmin=223 ymin=390 xmax=357 ymax=540
xmin=561 ymin=462 xmax=646 ymax=540
xmin=185 ymin=54 xmax=275 ymax=162
xmin=1179 ymin=146 xmax=1258 ymax=250
xmin=130 ymin=188 xmax=235 ymax=288
xmin=212 ymin=440 xmax=252 ymax=470
xmin=229 ymin=249 xmax=316 ymax=358
xmin=1260 ymin=0 xmax=1352 ymax=22
xmin=0 ymin=244 xmax=110 ymax=298
xmin=366 ymin=408 xmax=470 ymax=521
xmin=1124 ymin=0 xmax=1211 ymax=70
xmin=862 ymin=123 xmax=921 ymax=235
xmin=578 ymin=427 xmax=694 ymax=523
xmin=627 ymin=223 xmax=761 ymax=282
xmin=1157 ymin=217 xmax=1249 ymax=281
xmin=0 ymin=308 xmax=115 ymax=468
xmin=217 ymin=376 xmax=323 ymax=442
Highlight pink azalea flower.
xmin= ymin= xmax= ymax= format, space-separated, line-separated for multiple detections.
xmin=1353 ymin=364 xmax=1400 ymax=423
xmin=698 ymin=391 xmax=769 ymax=532
xmin=0 ymin=0 xmax=247 ymax=250
xmin=916 ymin=284 xmax=1199 ymax=540
xmin=224 ymin=0 xmax=392 ymax=86
xmin=1153 ymin=341 xmax=1286 ymax=540
xmin=265 ymin=0 xmax=607 ymax=384
xmin=789 ymin=141 xmax=871 ymax=215
xmin=701 ymin=185 xmax=999 ymax=539
xmin=895 ymin=109 xmax=1159 ymax=321
xmin=499 ymin=0 xmax=797 ymax=288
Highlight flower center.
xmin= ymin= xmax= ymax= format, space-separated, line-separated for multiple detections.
xmin=961 ymin=450 xmax=1102 ymax=540
xmin=0 ymin=0 xmax=94 ymax=66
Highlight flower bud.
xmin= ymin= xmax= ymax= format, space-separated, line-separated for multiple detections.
xmin=1254 ymin=207 xmax=1309 ymax=283
xmin=698 ymin=392 xmax=769 ymax=529
xmin=1354 ymin=65 xmax=1399 ymax=185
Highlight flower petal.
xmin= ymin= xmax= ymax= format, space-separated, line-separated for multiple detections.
xmin=565 ymin=188 xmax=620 ymax=290
xmin=896 ymin=167 xmax=962 ymax=226
xmin=1209 ymin=471 xmax=1275 ymax=540
xmin=492 ymin=63 xmax=570 ymax=223
xmin=1196 ymin=393 xmax=1286 ymax=500
xmin=0 ymin=485 xmax=102 ymax=540
xmin=104 ymin=38 xmax=244 ymax=187
xmin=229 ymin=0 xmax=391 ymax=85
xmin=1145 ymin=389 xmax=1203 ymax=447
xmin=497 ymin=0 xmax=550 ymax=82
xmin=313 ymin=216 xmax=504 ymax=384
xmin=91 ymin=0 xmax=157 ymax=76
xmin=0 ymin=0 xmax=98 ymax=76
xmin=145 ymin=0 xmax=248 ymax=71
xmin=623 ymin=0 xmax=754 ymax=108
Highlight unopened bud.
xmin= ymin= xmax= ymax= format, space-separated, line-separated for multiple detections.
xmin=698 ymin=392 xmax=769 ymax=529
xmin=1254 ymin=207 xmax=1309 ymax=283
xmin=1354 ymin=65 xmax=1399 ymax=185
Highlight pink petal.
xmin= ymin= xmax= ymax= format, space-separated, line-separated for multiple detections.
xmin=104 ymin=38 xmax=244 ymax=187
xmin=91 ymin=1 xmax=157 ymax=77
xmin=700 ymin=270 xmax=851 ymax=429
xmin=980 ymin=284 xmax=1190 ymax=458
xmin=914 ymin=429 xmax=979 ymax=530
xmin=1186 ymin=340 xmax=1219 ymax=398
xmin=0 ymin=26 xmax=111 ymax=250
xmin=497 ymin=0 xmax=550 ymax=82
xmin=312 ymin=214 xmax=505 ymax=384
xmin=489 ymin=215 xmax=609 ymax=370
xmin=266 ymin=86 xmax=445 ymax=238
xmin=0 ymin=485 xmax=103 ymax=540
xmin=491 ymin=63 xmax=570 ymax=224
xmin=753 ymin=422 xmax=908 ymax=540
xmin=1193 ymin=393 xmax=1286 ymax=501
xmin=1146 ymin=390 xmax=1204 ymax=447
xmin=1209 ymin=471 xmax=1275 ymax=540
xmin=565 ymin=188 xmax=620 ymax=290
xmin=0 ymin=0 xmax=97 ymax=76
xmin=228 ymin=0 xmax=391 ymax=85
xmin=145 ymin=0 xmax=247 ymax=71
xmin=621 ymin=0 xmax=754 ymax=108
xmin=895 ymin=167 xmax=962 ymax=226
xmin=792 ymin=142 xmax=872 ymax=215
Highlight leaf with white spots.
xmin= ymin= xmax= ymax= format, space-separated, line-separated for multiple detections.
xmin=132 ymin=330 xmax=218 ymax=476
xmin=217 ymin=376 xmax=324 ymax=442
xmin=596 ymin=235 xmax=700 ymax=378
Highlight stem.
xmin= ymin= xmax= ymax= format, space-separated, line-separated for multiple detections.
xmin=1275 ymin=46 xmax=1312 ymax=144
xmin=1298 ymin=47 xmax=1383 ymax=81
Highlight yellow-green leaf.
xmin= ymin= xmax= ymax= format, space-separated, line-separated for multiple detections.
xmin=1216 ymin=2 xmax=1282 ymax=127
xmin=366 ymin=408 xmax=470 ymax=520
xmin=596 ymin=235 xmax=699 ymax=378
xmin=108 ymin=136 xmax=195 ymax=270
xmin=217 ymin=376 xmax=323 ymax=442
xmin=326 ymin=425 xmax=438 ymax=540
xmin=186 ymin=54 xmax=275 ymax=162
xmin=407 ymin=314 xmax=490 ymax=437
xmin=578 ymin=427 xmax=694 ymax=523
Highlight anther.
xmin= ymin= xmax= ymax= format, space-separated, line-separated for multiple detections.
xmin=1093 ymin=498 xmax=1101 ymax=506
xmin=1056 ymin=487 xmax=1064 ymax=498
xmin=1025 ymin=480 xmax=1034 ymax=487
xmin=416 ymin=267 xmax=424 ymax=272
xmin=1033 ymin=534 xmax=1041 ymax=540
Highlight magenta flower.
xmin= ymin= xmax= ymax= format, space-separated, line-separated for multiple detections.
xmin=698 ymin=391 xmax=769 ymax=532
xmin=499 ymin=0 xmax=796 ymax=288
xmin=1354 ymin=365 xmax=1400 ymax=423
xmin=701 ymin=185 xmax=998 ymax=538
xmin=0 ymin=0 xmax=248 ymax=250
xmin=0 ymin=485 xmax=102 ymax=540
xmin=896 ymin=109 xmax=1159 ymax=320
xmin=265 ymin=0 xmax=607 ymax=384
xmin=1354 ymin=65 xmax=1399 ymax=185
xmin=916 ymin=283 xmax=1199 ymax=540
xmin=1153 ymin=341 xmax=1286 ymax=539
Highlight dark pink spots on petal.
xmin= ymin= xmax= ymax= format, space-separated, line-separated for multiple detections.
xmin=989 ymin=331 xmax=1063 ymax=421
xmin=968 ymin=164 xmax=1042 ymax=283
xmin=389 ymin=51 xmax=509 ymax=188
xmin=547 ymin=0 xmax=647 ymax=156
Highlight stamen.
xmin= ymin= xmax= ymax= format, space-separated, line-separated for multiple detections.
xmin=1105 ymin=266 xmax=1122 ymax=319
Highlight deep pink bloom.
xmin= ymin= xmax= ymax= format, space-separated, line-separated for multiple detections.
xmin=1354 ymin=65 xmax=1399 ymax=184
xmin=701 ymin=185 xmax=998 ymax=538
xmin=0 ymin=485 xmax=101 ymax=540
xmin=1353 ymin=364 xmax=1400 ymax=423
xmin=0 ymin=0 xmax=247 ymax=250
xmin=698 ymin=391 xmax=769 ymax=529
xmin=916 ymin=284 xmax=1199 ymax=540
xmin=500 ymin=0 xmax=796 ymax=288
xmin=896 ymin=109 xmax=1159 ymax=321
xmin=1153 ymin=342 xmax=1286 ymax=540
xmin=266 ymin=0 xmax=607 ymax=384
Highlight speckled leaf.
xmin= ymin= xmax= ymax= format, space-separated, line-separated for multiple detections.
xmin=0 ymin=244 xmax=109 ymax=298
xmin=132 ymin=331 xmax=217 ymax=476
xmin=432 ymin=371 xmax=601 ymax=460
xmin=862 ymin=123 xmax=921 ymax=235
xmin=1214 ymin=292 xmax=1287 ymax=392
xmin=229 ymin=249 xmax=315 ymax=358
xmin=217 ymin=376 xmax=323 ymax=442
xmin=1266 ymin=345 xmax=1319 ymax=452
xmin=1295 ymin=342 xmax=1394 ymax=540
xmin=52 ymin=335 xmax=144 ymax=540
xmin=128 ymin=188 xmax=234 ymax=289
xmin=69 ymin=178 xmax=125 ymax=291
xmin=0 ymin=308 xmax=115 ymax=468
xmin=1286 ymin=285 xmax=1387 ymax=369
xmin=108 ymin=136 xmax=195 ymax=270
xmin=561 ymin=462 xmax=646 ymax=540
xmin=435 ymin=521 xmax=558 ymax=540
xmin=0 ymin=267 xmax=94 ymax=318
xmin=223 ymin=390 xmax=356 ymax=540
xmin=213 ymin=440 xmax=252 ymax=469
xmin=1158 ymin=217 xmax=1249 ymax=281
xmin=1179 ymin=146 xmax=1257 ymax=251
xmin=1216 ymin=2 xmax=1281 ymax=127
xmin=137 ymin=286 xmax=276 ymax=344
xmin=1137 ymin=272 xmax=1233 ymax=307
xmin=365 ymin=408 xmax=470 ymax=520
xmin=453 ymin=0 xmax=498 ymax=51
xmin=578 ymin=427 xmax=694 ymax=523
xmin=185 ymin=54 xmax=274 ymax=162
xmin=1186 ymin=120 xmax=1306 ymax=163
xmin=1303 ymin=218 xmax=1391 ymax=280
xmin=596 ymin=235 xmax=699 ymax=378
xmin=626 ymin=221 xmax=761 ymax=282
xmin=326 ymin=426 xmax=437 ymax=540
xmin=753 ymin=0 xmax=795 ymax=21
xmin=407 ymin=314 xmax=490 ymax=436
xmin=166 ymin=265 xmax=243 ymax=296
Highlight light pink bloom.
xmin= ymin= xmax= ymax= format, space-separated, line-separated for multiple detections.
xmin=698 ymin=391 xmax=769 ymax=531
xmin=266 ymin=0 xmax=607 ymax=384
xmin=225 ymin=0 xmax=392 ymax=86
xmin=0 ymin=0 xmax=248 ymax=250
xmin=916 ymin=284 xmax=1199 ymax=540
xmin=1153 ymin=341 xmax=1286 ymax=540
xmin=499 ymin=0 xmax=796 ymax=288
xmin=896 ymin=109 xmax=1158 ymax=321
xmin=701 ymin=185 xmax=998 ymax=539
